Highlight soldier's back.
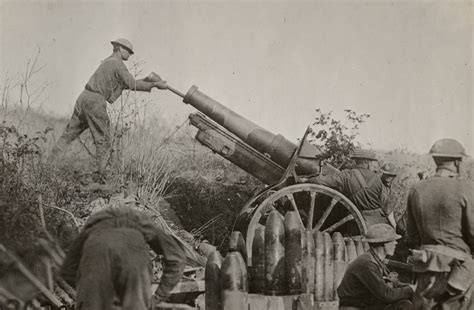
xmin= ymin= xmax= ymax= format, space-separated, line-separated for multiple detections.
xmin=410 ymin=176 xmax=474 ymax=253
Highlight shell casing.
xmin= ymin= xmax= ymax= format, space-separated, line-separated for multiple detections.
xmin=264 ymin=211 xmax=285 ymax=295
xmin=284 ymin=211 xmax=303 ymax=294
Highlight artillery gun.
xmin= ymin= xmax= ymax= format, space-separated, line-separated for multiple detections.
xmin=166 ymin=84 xmax=368 ymax=251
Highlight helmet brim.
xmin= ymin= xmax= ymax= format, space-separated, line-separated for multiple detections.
xmin=364 ymin=234 xmax=401 ymax=243
xmin=111 ymin=41 xmax=134 ymax=54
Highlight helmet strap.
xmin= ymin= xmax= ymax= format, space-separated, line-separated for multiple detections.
xmin=454 ymin=159 xmax=461 ymax=174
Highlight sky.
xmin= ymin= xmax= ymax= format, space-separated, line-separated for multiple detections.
xmin=0 ymin=0 xmax=472 ymax=155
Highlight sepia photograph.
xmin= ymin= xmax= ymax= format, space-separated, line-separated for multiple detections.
xmin=0 ymin=0 xmax=472 ymax=309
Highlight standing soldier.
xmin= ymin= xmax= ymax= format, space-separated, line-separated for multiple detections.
xmin=61 ymin=203 xmax=186 ymax=310
xmin=380 ymin=162 xmax=399 ymax=229
xmin=337 ymin=223 xmax=415 ymax=309
xmin=305 ymin=149 xmax=391 ymax=227
xmin=406 ymin=138 xmax=473 ymax=309
xmin=48 ymin=38 xmax=168 ymax=182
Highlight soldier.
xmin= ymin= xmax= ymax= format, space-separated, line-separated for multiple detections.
xmin=406 ymin=138 xmax=473 ymax=309
xmin=48 ymin=38 xmax=168 ymax=182
xmin=337 ymin=224 xmax=415 ymax=309
xmin=60 ymin=204 xmax=186 ymax=310
xmin=380 ymin=162 xmax=399 ymax=228
xmin=305 ymin=149 xmax=391 ymax=227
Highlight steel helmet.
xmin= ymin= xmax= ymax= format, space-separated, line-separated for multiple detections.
xmin=350 ymin=149 xmax=377 ymax=161
xmin=364 ymin=224 xmax=401 ymax=243
xmin=111 ymin=38 xmax=134 ymax=54
xmin=429 ymin=139 xmax=467 ymax=159
xmin=381 ymin=162 xmax=398 ymax=176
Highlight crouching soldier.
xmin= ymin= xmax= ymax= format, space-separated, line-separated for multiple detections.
xmin=304 ymin=149 xmax=392 ymax=227
xmin=337 ymin=224 xmax=415 ymax=309
xmin=407 ymin=139 xmax=473 ymax=310
xmin=60 ymin=204 xmax=186 ymax=310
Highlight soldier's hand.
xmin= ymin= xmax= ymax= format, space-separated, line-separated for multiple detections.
xmin=145 ymin=72 xmax=163 ymax=82
xmin=298 ymin=177 xmax=309 ymax=183
xmin=151 ymin=294 xmax=166 ymax=306
xmin=154 ymin=80 xmax=168 ymax=90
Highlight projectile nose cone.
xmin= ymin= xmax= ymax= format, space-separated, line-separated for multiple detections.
xmin=284 ymin=211 xmax=301 ymax=230
xmin=250 ymin=224 xmax=265 ymax=294
xmin=332 ymin=232 xmax=345 ymax=261
xmin=284 ymin=211 xmax=303 ymax=295
xmin=205 ymin=251 xmax=223 ymax=310
xmin=221 ymin=251 xmax=247 ymax=292
xmin=206 ymin=251 xmax=223 ymax=268
xmin=266 ymin=210 xmax=285 ymax=235
xmin=228 ymin=231 xmax=247 ymax=263
xmin=345 ymin=238 xmax=357 ymax=263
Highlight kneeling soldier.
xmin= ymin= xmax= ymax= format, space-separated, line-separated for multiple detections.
xmin=337 ymin=224 xmax=415 ymax=309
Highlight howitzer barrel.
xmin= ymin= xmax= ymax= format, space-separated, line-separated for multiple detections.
xmin=183 ymin=86 xmax=296 ymax=169
xmin=180 ymin=85 xmax=322 ymax=177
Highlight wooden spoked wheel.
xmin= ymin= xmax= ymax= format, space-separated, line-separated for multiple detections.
xmin=245 ymin=184 xmax=367 ymax=265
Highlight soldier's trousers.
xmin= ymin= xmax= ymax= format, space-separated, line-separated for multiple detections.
xmin=414 ymin=272 xmax=473 ymax=310
xmin=75 ymin=228 xmax=152 ymax=310
xmin=49 ymin=89 xmax=110 ymax=175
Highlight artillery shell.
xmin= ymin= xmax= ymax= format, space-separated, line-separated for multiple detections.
xmin=236 ymin=249 xmax=248 ymax=292
xmin=221 ymin=251 xmax=248 ymax=310
xmin=345 ymin=238 xmax=357 ymax=263
xmin=302 ymin=230 xmax=315 ymax=294
xmin=313 ymin=231 xmax=324 ymax=301
xmin=355 ymin=237 xmax=365 ymax=256
xmin=205 ymin=251 xmax=223 ymax=310
xmin=228 ymin=231 xmax=247 ymax=264
xmin=284 ymin=211 xmax=303 ymax=294
xmin=363 ymin=240 xmax=370 ymax=253
xmin=323 ymin=232 xmax=334 ymax=301
xmin=332 ymin=232 xmax=346 ymax=299
xmin=264 ymin=211 xmax=285 ymax=295
xmin=250 ymin=224 xmax=265 ymax=293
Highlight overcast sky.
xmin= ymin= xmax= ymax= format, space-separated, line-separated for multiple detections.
xmin=0 ymin=0 xmax=472 ymax=155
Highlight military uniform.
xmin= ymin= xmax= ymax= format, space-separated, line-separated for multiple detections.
xmin=50 ymin=53 xmax=155 ymax=175
xmin=337 ymin=250 xmax=413 ymax=309
xmin=309 ymin=165 xmax=390 ymax=226
xmin=61 ymin=205 xmax=186 ymax=310
xmin=407 ymin=168 xmax=474 ymax=309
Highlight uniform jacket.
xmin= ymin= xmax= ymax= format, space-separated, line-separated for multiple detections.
xmin=309 ymin=165 xmax=388 ymax=224
xmin=337 ymin=252 xmax=413 ymax=307
xmin=406 ymin=168 xmax=474 ymax=255
xmin=85 ymin=54 xmax=155 ymax=103
xmin=61 ymin=205 xmax=186 ymax=299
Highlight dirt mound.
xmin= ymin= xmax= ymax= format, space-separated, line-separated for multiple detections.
xmin=166 ymin=168 xmax=261 ymax=251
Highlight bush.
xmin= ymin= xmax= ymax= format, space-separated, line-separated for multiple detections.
xmin=309 ymin=108 xmax=370 ymax=168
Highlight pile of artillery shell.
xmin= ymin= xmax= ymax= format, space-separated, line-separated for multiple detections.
xmin=204 ymin=210 xmax=370 ymax=309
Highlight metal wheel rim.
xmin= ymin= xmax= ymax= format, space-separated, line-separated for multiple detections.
xmin=245 ymin=183 xmax=367 ymax=265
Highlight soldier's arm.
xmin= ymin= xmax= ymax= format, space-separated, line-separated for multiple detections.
xmin=406 ymin=188 xmax=420 ymax=249
xmin=307 ymin=172 xmax=344 ymax=191
xmin=464 ymin=183 xmax=474 ymax=252
xmin=358 ymin=261 xmax=413 ymax=303
xmin=148 ymin=230 xmax=186 ymax=301
xmin=115 ymin=62 xmax=155 ymax=92
xmin=60 ymin=231 xmax=88 ymax=288
xmin=136 ymin=212 xmax=186 ymax=300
